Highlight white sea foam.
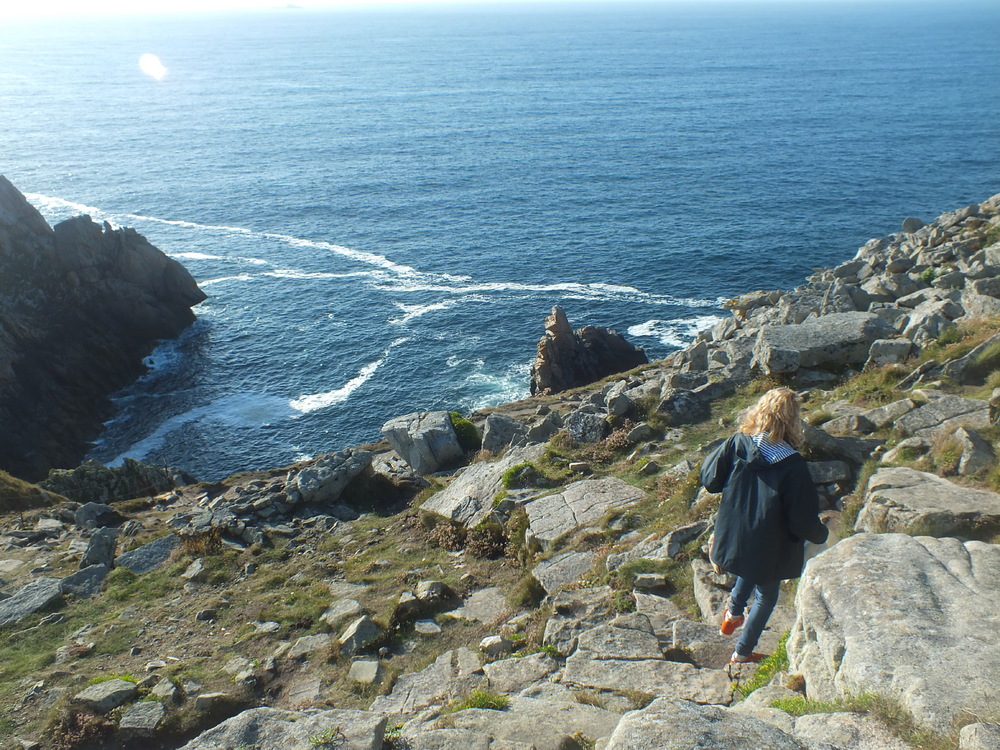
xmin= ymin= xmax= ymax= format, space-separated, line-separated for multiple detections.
xmin=198 ymin=274 xmax=257 ymax=287
xmin=464 ymin=361 xmax=533 ymax=411
xmin=24 ymin=193 xmax=107 ymax=219
xmin=289 ymin=358 xmax=383 ymax=414
xmin=377 ymin=278 xmax=723 ymax=309
xmin=264 ymin=269 xmax=373 ymax=281
xmin=171 ymin=251 xmax=224 ymax=261
xmin=627 ymin=314 xmax=723 ymax=347
xmin=389 ymin=299 xmax=458 ymax=325
xmin=24 ymin=193 xmax=723 ymax=316
xmin=288 ymin=338 xmax=408 ymax=414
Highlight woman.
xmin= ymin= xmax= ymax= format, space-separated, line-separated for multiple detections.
xmin=701 ymin=387 xmax=828 ymax=664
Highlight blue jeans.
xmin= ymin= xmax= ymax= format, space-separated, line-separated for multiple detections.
xmin=728 ymin=576 xmax=780 ymax=657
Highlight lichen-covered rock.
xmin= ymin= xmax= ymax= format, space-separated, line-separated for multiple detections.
xmin=338 ymin=615 xmax=382 ymax=656
xmin=369 ymin=648 xmax=485 ymax=721
xmin=115 ymin=534 xmax=179 ymax=574
xmin=401 ymin=695 xmax=622 ymax=750
xmin=788 ymin=533 xmax=1000 ymax=733
xmin=531 ymin=550 xmax=597 ymax=595
xmin=480 ymin=413 xmax=529 ymax=453
xmin=894 ymin=394 xmax=990 ymax=438
xmin=72 ymin=678 xmax=137 ymax=713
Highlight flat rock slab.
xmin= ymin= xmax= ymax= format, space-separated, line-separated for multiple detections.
xmin=894 ymin=395 xmax=990 ymax=438
xmin=421 ymin=445 xmax=544 ymax=527
xmin=289 ymin=633 xmax=332 ymax=659
xmin=119 ymin=700 xmax=166 ymax=732
xmin=402 ymin=695 xmax=622 ymax=750
xmin=282 ymin=677 xmax=323 ymax=707
xmin=563 ymin=651 xmax=731 ymax=705
xmin=605 ymin=697 xmax=802 ymax=749
xmin=788 ymin=533 xmax=1000 ymax=733
xmin=115 ymin=534 xmax=179 ymax=574
xmin=178 ymin=707 xmax=386 ymax=750
xmin=73 ymin=679 xmax=137 ymax=713
xmin=543 ymin=586 xmax=616 ymax=656
xmin=0 ymin=577 xmax=62 ymax=627
xmin=444 ymin=587 xmax=508 ymax=624
xmin=531 ymin=550 xmax=597 ymax=595
xmin=525 ymin=477 xmax=646 ymax=549
xmin=321 ymin=598 xmax=364 ymax=628
xmin=752 ymin=312 xmax=896 ymax=375
xmin=576 ymin=621 xmax=664 ymax=660
xmin=855 ymin=466 xmax=1000 ymax=537
xmin=60 ymin=565 xmax=109 ymax=599
xmin=369 ymin=648 xmax=485 ymax=721
xmin=482 ymin=653 xmax=560 ymax=695
xmin=328 ymin=580 xmax=370 ymax=598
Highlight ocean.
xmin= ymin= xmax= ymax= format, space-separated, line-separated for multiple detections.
xmin=1 ymin=1 xmax=998 ymax=481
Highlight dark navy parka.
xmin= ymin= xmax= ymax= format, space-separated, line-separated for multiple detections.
xmin=702 ymin=432 xmax=828 ymax=584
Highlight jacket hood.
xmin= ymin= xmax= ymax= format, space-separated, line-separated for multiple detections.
xmin=733 ymin=433 xmax=778 ymax=471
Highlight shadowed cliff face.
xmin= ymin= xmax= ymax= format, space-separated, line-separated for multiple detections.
xmin=0 ymin=176 xmax=206 ymax=480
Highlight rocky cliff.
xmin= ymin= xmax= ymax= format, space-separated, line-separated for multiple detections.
xmin=0 ymin=177 xmax=206 ymax=480
xmin=1 ymin=194 xmax=999 ymax=750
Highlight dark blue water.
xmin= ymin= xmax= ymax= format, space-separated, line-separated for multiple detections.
xmin=1 ymin=2 xmax=998 ymax=480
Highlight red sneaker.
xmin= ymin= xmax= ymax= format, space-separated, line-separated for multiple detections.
xmin=729 ymin=651 xmax=766 ymax=664
xmin=719 ymin=611 xmax=744 ymax=636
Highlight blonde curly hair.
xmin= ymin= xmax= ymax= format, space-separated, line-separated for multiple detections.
xmin=739 ymin=387 xmax=803 ymax=447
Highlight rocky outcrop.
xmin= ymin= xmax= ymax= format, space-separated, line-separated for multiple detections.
xmin=381 ymin=411 xmax=465 ymax=474
xmin=39 ymin=459 xmax=185 ymax=505
xmin=605 ymin=698 xmax=805 ymax=750
xmin=854 ymin=466 xmax=1000 ymax=537
xmin=752 ymin=311 xmax=897 ymax=375
xmin=529 ymin=306 xmax=647 ymax=395
xmin=0 ymin=177 xmax=206 ymax=480
xmin=788 ymin=534 xmax=1000 ymax=734
xmin=178 ymin=707 xmax=386 ymax=750
xmin=421 ymin=444 xmax=545 ymax=527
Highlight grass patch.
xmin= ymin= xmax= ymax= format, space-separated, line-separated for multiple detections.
xmin=771 ymin=693 xmax=959 ymax=750
xmin=735 ymin=631 xmax=789 ymax=698
xmin=920 ymin=316 xmax=1000 ymax=366
xmin=831 ymin=364 xmax=909 ymax=407
xmin=450 ymin=411 xmax=482 ymax=453
xmin=444 ymin=689 xmax=510 ymax=713
xmin=0 ymin=469 xmax=63 ymax=513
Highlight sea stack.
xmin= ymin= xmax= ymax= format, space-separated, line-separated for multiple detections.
xmin=0 ymin=176 xmax=206 ymax=480
xmin=529 ymin=305 xmax=648 ymax=396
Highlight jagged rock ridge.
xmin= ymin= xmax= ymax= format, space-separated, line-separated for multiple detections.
xmin=0 ymin=176 xmax=206 ymax=480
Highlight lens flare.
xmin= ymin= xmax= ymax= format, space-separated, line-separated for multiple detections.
xmin=138 ymin=53 xmax=168 ymax=81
